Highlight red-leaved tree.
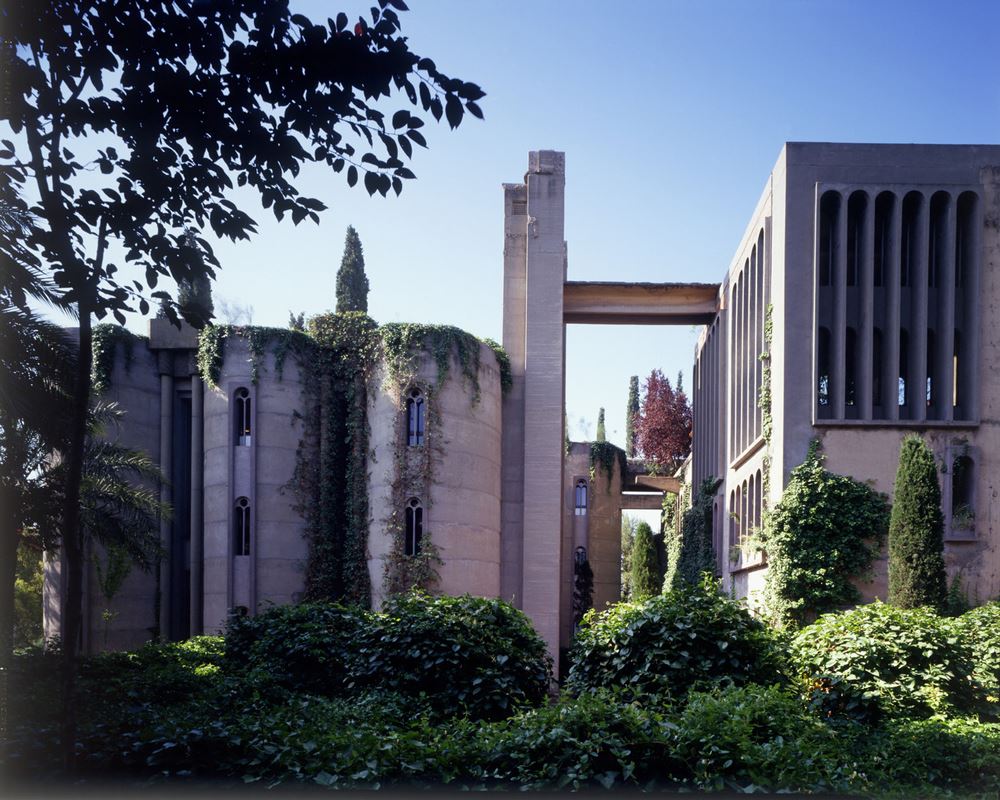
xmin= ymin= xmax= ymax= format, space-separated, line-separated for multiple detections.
xmin=635 ymin=369 xmax=692 ymax=472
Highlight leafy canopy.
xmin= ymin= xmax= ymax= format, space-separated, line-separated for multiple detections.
xmin=1 ymin=0 xmax=485 ymax=323
xmin=634 ymin=369 xmax=691 ymax=472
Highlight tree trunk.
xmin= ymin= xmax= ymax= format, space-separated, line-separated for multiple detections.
xmin=60 ymin=306 xmax=92 ymax=773
xmin=0 ymin=520 xmax=18 ymax=764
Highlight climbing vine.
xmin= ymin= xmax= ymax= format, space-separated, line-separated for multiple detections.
xmin=196 ymin=325 xmax=311 ymax=387
xmin=196 ymin=314 xmax=509 ymax=607
xmin=589 ymin=441 xmax=627 ymax=491
xmin=92 ymin=324 xmax=145 ymax=394
xmin=758 ymin=303 xmax=773 ymax=503
xmin=758 ymin=441 xmax=890 ymax=627
xmin=664 ymin=477 xmax=721 ymax=591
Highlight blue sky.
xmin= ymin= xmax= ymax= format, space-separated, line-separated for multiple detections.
xmin=82 ymin=0 xmax=1000 ymax=450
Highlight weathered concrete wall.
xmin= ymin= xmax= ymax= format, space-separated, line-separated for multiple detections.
xmin=202 ymin=336 xmax=308 ymax=632
xmin=368 ymin=341 xmax=503 ymax=608
xmin=81 ymin=338 xmax=161 ymax=652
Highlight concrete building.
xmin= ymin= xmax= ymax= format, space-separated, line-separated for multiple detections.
xmin=46 ymin=143 xmax=1000 ymax=673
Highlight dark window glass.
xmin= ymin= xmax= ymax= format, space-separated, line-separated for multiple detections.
xmin=406 ymin=389 xmax=425 ymax=446
xmin=404 ymin=498 xmax=423 ymax=556
xmin=234 ymin=497 xmax=250 ymax=555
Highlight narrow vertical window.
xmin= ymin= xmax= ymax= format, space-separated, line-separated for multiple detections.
xmin=404 ymin=498 xmax=423 ymax=556
xmin=847 ymin=192 xmax=866 ymax=287
xmin=845 ymin=327 xmax=857 ymax=407
xmin=874 ymin=192 xmax=894 ymax=288
xmin=234 ymin=497 xmax=250 ymax=556
xmin=234 ymin=388 xmax=251 ymax=446
xmin=747 ymin=473 xmax=756 ymax=533
xmin=729 ymin=490 xmax=736 ymax=548
xmin=754 ymin=469 xmax=762 ymax=532
xmin=898 ymin=328 xmax=909 ymax=409
xmin=735 ymin=485 xmax=743 ymax=544
xmin=817 ymin=327 xmax=831 ymax=410
xmin=819 ymin=192 xmax=839 ymax=287
xmin=951 ymin=455 xmax=974 ymax=531
xmin=953 ymin=331 xmax=961 ymax=410
xmin=574 ymin=479 xmax=588 ymax=516
xmin=872 ymin=327 xmax=883 ymax=409
xmin=406 ymin=388 xmax=425 ymax=446
xmin=926 ymin=329 xmax=936 ymax=408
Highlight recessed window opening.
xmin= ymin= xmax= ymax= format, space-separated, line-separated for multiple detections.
xmin=929 ymin=192 xmax=949 ymax=289
xmin=234 ymin=388 xmax=251 ymax=446
xmin=953 ymin=332 xmax=961 ymax=409
xmin=819 ymin=192 xmax=840 ymax=287
xmin=754 ymin=469 xmax=762 ymax=532
xmin=926 ymin=329 xmax=936 ymax=408
xmin=845 ymin=327 xmax=857 ymax=407
xmin=234 ymin=497 xmax=251 ymax=556
xmin=874 ymin=192 xmax=894 ymax=287
xmin=951 ymin=455 xmax=974 ymax=527
xmin=817 ymin=326 xmax=831 ymax=413
xmin=404 ymin=497 xmax=423 ymax=556
xmin=956 ymin=192 xmax=976 ymax=289
xmin=898 ymin=328 xmax=909 ymax=410
xmin=574 ymin=479 xmax=588 ymax=516
xmin=729 ymin=490 xmax=736 ymax=547
xmin=872 ymin=327 xmax=883 ymax=408
xmin=406 ymin=388 xmax=425 ymax=446
xmin=735 ymin=484 xmax=743 ymax=544
xmin=847 ymin=192 xmax=866 ymax=287
xmin=901 ymin=192 xmax=922 ymax=288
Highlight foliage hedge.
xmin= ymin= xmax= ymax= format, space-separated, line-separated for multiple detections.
xmin=224 ymin=593 xmax=551 ymax=721
xmin=566 ymin=576 xmax=783 ymax=701
xmin=954 ymin=601 xmax=1000 ymax=706
xmin=888 ymin=435 xmax=947 ymax=609
xmin=789 ymin=601 xmax=980 ymax=721
xmin=760 ymin=443 xmax=890 ymax=626
xmin=7 ymin=595 xmax=1000 ymax=795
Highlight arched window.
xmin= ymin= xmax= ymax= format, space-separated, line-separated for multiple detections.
xmin=952 ymin=454 xmax=974 ymax=530
xmin=234 ymin=387 xmax=251 ymax=446
xmin=404 ymin=497 xmax=423 ymax=556
xmin=234 ymin=497 xmax=251 ymax=556
xmin=574 ymin=479 xmax=588 ymax=516
xmin=819 ymin=192 xmax=840 ymax=287
xmin=729 ymin=490 xmax=736 ymax=547
xmin=406 ymin=388 xmax=425 ymax=446
xmin=754 ymin=469 xmax=762 ymax=532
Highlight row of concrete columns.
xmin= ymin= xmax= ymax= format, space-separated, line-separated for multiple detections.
xmin=816 ymin=187 xmax=980 ymax=422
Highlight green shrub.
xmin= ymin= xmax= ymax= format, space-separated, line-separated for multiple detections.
xmin=566 ymin=576 xmax=782 ymax=701
xmin=223 ymin=602 xmax=364 ymax=695
xmin=760 ymin=443 xmax=890 ymax=626
xmin=630 ymin=521 xmax=661 ymax=599
xmin=360 ymin=593 xmax=552 ymax=721
xmin=888 ymin=435 xmax=947 ymax=609
xmin=672 ymin=684 xmax=859 ymax=794
xmin=664 ymin=477 xmax=720 ymax=590
xmin=954 ymin=601 xmax=1000 ymax=706
xmin=790 ymin=601 xmax=979 ymax=720
xmin=223 ymin=593 xmax=550 ymax=721
xmin=478 ymin=692 xmax=667 ymax=790
xmin=863 ymin=716 xmax=1000 ymax=794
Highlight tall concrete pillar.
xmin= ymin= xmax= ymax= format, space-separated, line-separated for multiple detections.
xmin=189 ymin=375 xmax=204 ymax=635
xmin=503 ymin=150 xmax=567 ymax=675
xmin=158 ymin=362 xmax=173 ymax=639
xmin=501 ymin=181 xmax=528 ymax=605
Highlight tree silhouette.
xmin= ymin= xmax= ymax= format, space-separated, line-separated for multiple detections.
xmin=2 ymin=0 xmax=483 ymax=767
xmin=336 ymin=226 xmax=370 ymax=313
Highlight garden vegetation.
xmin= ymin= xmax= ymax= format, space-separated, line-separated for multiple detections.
xmin=7 ymin=583 xmax=1000 ymax=795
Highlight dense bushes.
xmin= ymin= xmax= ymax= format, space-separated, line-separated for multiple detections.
xmin=888 ymin=435 xmax=947 ymax=608
xmin=789 ymin=601 xmax=980 ymax=720
xmin=760 ymin=443 xmax=890 ymax=625
xmin=566 ymin=576 xmax=782 ymax=701
xmin=954 ymin=601 xmax=1000 ymax=704
xmin=225 ymin=593 xmax=550 ymax=720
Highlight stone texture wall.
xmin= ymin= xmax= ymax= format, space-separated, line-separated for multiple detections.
xmin=367 ymin=342 xmax=503 ymax=608
xmin=84 ymin=339 xmax=161 ymax=652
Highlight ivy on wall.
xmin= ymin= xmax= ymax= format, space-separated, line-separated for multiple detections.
xmin=91 ymin=324 xmax=146 ymax=393
xmin=663 ymin=477 xmax=721 ymax=591
xmin=196 ymin=314 xmax=513 ymax=608
xmin=589 ymin=441 xmax=627 ymax=491
xmin=758 ymin=441 xmax=890 ymax=627
xmin=758 ymin=303 xmax=773 ymax=503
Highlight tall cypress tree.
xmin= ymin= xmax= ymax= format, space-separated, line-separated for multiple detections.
xmin=625 ymin=375 xmax=639 ymax=457
xmin=595 ymin=407 xmax=606 ymax=442
xmin=631 ymin=521 xmax=662 ymax=600
xmin=888 ymin=435 xmax=947 ymax=609
xmin=335 ymin=225 xmax=370 ymax=313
